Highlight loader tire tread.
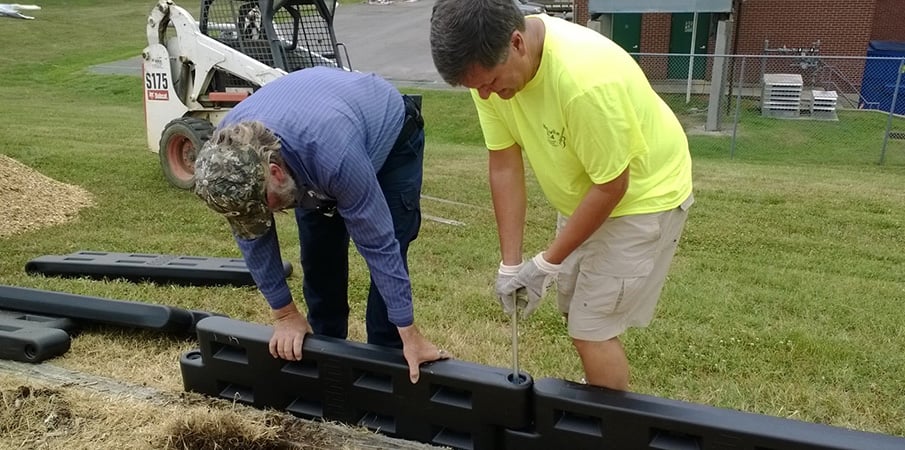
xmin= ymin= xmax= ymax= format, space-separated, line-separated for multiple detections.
xmin=159 ymin=117 xmax=215 ymax=190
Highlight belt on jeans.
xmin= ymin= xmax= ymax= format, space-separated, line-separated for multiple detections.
xmin=397 ymin=94 xmax=424 ymax=145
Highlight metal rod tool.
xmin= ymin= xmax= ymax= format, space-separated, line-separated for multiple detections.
xmin=510 ymin=291 xmax=520 ymax=383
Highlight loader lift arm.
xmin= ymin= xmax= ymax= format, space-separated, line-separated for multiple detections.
xmin=145 ymin=0 xmax=286 ymax=108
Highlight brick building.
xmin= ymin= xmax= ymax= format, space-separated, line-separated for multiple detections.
xmin=573 ymin=0 xmax=905 ymax=85
xmin=575 ymin=0 xmax=905 ymax=53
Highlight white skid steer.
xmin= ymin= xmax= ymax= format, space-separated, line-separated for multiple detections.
xmin=142 ymin=0 xmax=347 ymax=189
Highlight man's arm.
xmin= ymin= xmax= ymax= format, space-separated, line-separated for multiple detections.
xmin=327 ymin=152 xmax=415 ymax=326
xmin=236 ymin=228 xmax=313 ymax=361
xmin=489 ymin=144 xmax=527 ymax=266
xmin=327 ymin=150 xmax=448 ymax=383
xmin=502 ymin=167 xmax=629 ymax=317
xmin=545 ymin=83 xmax=642 ymax=264
xmin=235 ymin=228 xmax=293 ymax=308
xmin=543 ymin=167 xmax=629 ymax=264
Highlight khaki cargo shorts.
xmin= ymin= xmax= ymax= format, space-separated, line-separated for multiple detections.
xmin=556 ymin=194 xmax=693 ymax=342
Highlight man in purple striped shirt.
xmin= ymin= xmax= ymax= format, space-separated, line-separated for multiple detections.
xmin=193 ymin=67 xmax=448 ymax=383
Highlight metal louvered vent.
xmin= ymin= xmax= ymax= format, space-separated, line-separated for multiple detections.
xmin=761 ymin=73 xmax=803 ymax=118
xmin=807 ymin=89 xmax=839 ymax=121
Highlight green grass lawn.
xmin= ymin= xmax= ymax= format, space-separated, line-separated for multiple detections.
xmin=1 ymin=0 xmax=904 ymax=440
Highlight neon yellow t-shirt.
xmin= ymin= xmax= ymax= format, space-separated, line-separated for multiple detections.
xmin=473 ymin=15 xmax=692 ymax=217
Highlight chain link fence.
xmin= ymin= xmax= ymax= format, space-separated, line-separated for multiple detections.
xmin=630 ymin=53 xmax=905 ymax=166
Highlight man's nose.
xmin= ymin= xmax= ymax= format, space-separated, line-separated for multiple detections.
xmin=478 ymin=86 xmax=493 ymax=99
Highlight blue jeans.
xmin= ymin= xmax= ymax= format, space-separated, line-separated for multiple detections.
xmin=295 ymin=100 xmax=423 ymax=349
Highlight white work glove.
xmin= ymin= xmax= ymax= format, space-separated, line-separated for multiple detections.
xmin=509 ymin=252 xmax=561 ymax=317
xmin=495 ymin=262 xmax=528 ymax=315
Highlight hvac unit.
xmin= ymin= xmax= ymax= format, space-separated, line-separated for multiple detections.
xmin=761 ymin=73 xmax=803 ymax=118
xmin=808 ymin=89 xmax=838 ymax=120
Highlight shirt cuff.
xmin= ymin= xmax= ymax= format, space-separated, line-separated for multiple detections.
xmin=386 ymin=304 xmax=414 ymax=328
xmin=263 ymin=285 xmax=293 ymax=310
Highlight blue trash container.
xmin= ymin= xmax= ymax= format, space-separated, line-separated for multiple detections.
xmin=860 ymin=40 xmax=905 ymax=114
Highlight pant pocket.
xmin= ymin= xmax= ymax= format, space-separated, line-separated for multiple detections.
xmin=387 ymin=187 xmax=421 ymax=242
xmin=578 ymin=274 xmax=646 ymax=316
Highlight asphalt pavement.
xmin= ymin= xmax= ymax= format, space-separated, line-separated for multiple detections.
xmin=335 ymin=0 xmax=449 ymax=88
xmin=92 ymin=0 xmax=451 ymax=89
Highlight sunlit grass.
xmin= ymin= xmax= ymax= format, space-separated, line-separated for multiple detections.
xmin=1 ymin=0 xmax=904 ymax=440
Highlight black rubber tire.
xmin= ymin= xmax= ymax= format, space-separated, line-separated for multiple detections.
xmin=158 ymin=117 xmax=215 ymax=190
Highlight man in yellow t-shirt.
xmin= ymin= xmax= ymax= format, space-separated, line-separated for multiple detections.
xmin=430 ymin=0 xmax=693 ymax=390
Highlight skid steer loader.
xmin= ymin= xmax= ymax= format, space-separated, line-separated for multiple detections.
xmin=142 ymin=0 xmax=348 ymax=189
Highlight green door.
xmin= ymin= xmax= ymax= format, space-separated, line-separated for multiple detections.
xmin=667 ymin=12 xmax=710 ymax=79
xmin=611 ymin=13 xmax=642 ymax=61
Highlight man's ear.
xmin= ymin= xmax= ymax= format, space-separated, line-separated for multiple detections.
xmin=511 ymin=30 xmax=525 ymax=54
xmin=269 ymin=162 xmax=285 ymax=183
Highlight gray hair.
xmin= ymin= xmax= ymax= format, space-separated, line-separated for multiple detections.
xmin=430 ymin=0 xmax=525 ymax=86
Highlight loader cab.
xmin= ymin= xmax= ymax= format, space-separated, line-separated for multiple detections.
xmin=199 ymin=0 xmax=348 ymax=74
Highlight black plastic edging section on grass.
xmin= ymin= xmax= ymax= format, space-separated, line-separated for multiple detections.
xmin=504 ymin=378 xmax=905 ymax=450
xmin=0 ymin=326 xmax=70 ymax=363
xmin=181 ymin=317 xmax=905 ymax=450
xmin=0 ymin=285 xmax=208 ymax=335
xmin=181 ymin=316 xmax=533 ymax=449
xmin=25 ymin=251 xmax=293 ymax=287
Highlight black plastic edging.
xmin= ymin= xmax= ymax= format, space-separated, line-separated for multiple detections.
xmin=0 ymin=326 xmax=70 ymax=363
xmin=0 ymin=285 xmax=201 ymax=335
xmin=182 ymin=316 xmax=533 ymax=449
xmin=505 ymin=378 xmax=905 ymax=450
xmin=25 ymin=251 xmax=293 ymax=287
xmin=180 ymin=317 xmax=905 ymax=450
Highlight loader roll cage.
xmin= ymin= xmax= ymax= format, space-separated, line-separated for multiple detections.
xmin=199 ymin=0 xmax=348 ymax=74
